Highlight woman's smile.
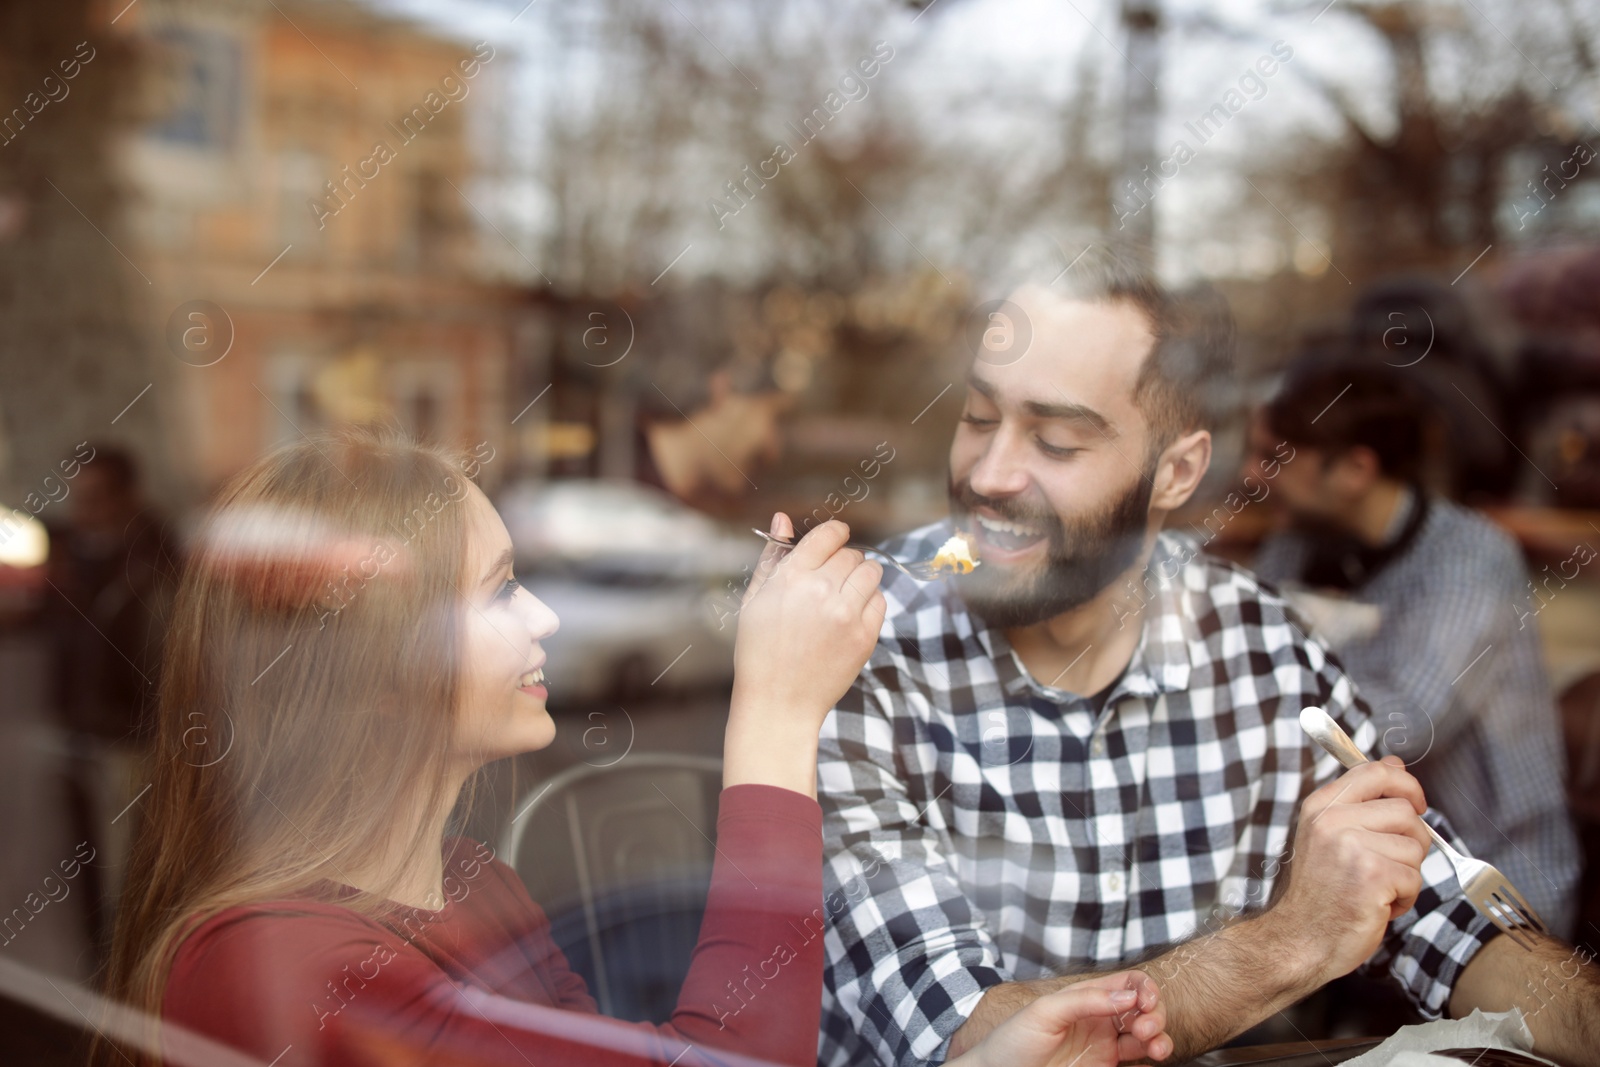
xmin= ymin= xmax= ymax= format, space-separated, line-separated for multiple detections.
xmin=516 ymin=661 xmax=548 ymax=699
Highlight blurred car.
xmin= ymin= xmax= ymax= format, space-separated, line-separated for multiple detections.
xmin=496 ymin=480 xmax=759 ymax=703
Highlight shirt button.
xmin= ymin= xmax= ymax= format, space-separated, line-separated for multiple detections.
xmin=1109 ymin=873 xmax=1123 ymax=892
xmin=1091 ymin=737 xmax=1106 ymax=757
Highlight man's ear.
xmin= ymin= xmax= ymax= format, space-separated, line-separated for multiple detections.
xmin=1328 ymin=445 xmax=1381 ymax=493
xmin=1151 ymin=428 xmax=1211 ymax=511
xmin=706 ymin=369 xmax=733 ymax=409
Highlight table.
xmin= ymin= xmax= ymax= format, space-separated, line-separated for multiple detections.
xmin=1180 ymin=1037 xmax=1381 ymax=1067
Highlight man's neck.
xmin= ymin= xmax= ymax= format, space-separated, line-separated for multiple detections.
xmin=1002 ymin=534 xmax=1157 ymax=697
xmin=1346 ymin=479 xmax=1408 ymax=547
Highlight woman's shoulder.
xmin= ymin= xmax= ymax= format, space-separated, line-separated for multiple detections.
xmin=439 ymin=835 xmax=543 ymax=912
xmin=437 ymin=835 xmax=562 ymax=948
xmin=172 ymin=837 xmax=531 ymax=959
xmin=163 ymin=897 xmax=411 ymax=1056
xmin=169 ymin=896 xmax=403 ymax=988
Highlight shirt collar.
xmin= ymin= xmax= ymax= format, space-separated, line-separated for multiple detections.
xmin=1380 ymin=484 xmax=1418 ymax=545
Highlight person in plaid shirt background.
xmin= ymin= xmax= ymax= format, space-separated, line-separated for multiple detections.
xmin=814 ymin=251 xmax=1599 ymax=1067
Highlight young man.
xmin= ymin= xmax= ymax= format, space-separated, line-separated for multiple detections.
xmin=1250 ymin=361 xmax=1578 ymax=936
xmin=814 ymin=255 xmax=1598 ymax=1067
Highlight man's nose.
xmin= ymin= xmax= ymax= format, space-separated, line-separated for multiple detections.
xmin=966 ymin=427 xmax=1032 ymax=499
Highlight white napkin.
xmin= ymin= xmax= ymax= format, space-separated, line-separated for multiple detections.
xmin=1339 ymin=1008 xmax=1556 ymax=1067
xmin=1281 ymin=588 xmax=1383 ymax=651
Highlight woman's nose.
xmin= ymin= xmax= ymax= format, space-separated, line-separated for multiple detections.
xmin=522 ymin=591 xmax=559 ymax=639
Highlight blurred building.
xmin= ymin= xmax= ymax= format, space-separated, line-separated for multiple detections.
xmin=110 ymin=0 xmax=522 ymax=492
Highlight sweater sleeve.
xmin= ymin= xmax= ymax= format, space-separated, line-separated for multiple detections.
xmin=658 ymin=782 xmax=826 ymax=1059
xmin=163 ymin=784 xmax=823 ymax=1067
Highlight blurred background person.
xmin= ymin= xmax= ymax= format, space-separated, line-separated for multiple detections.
xmin=1249 ymin=360 xmax=1579 ymax=936
xmin=38 ymin=444 xmax=181 ymax=969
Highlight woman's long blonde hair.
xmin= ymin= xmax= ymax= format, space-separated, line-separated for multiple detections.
xmin=103 ymin=426 xmax=490 ymax=1063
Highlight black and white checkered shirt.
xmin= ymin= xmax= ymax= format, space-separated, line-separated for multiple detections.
xmin=815 ymin=520 xmax=1497 ymax=1067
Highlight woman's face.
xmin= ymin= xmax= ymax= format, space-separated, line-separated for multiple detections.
xmin=453 ymin=483 xmax=560 ymax=765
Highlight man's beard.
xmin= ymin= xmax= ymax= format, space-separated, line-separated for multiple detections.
xmin=948 ymin=471 xmax=1154 ymax=629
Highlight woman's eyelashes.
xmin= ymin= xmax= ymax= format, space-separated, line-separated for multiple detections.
xmin=495 ymin=576 xmax=521 ymax=604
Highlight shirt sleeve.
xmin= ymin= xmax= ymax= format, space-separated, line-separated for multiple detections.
xmin=163 ymin=784 xmax=824 ymax=1067
xmin=816 ymin=665 xmax=1009 ymax=1067
xmin=1313 ymin=650 xmax=1501 ymax=1018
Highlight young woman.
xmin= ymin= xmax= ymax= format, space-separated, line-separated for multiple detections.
xmin=105 ymin=429 xmax=1170 ymax=1067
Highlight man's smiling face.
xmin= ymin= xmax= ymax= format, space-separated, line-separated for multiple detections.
xmin=947 ymin=286 xmax=1166 ymax=629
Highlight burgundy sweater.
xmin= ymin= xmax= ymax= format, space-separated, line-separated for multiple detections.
xmin=162 ymin=784 xmax=824 ymax=1067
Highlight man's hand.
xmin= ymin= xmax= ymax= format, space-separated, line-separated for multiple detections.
xmin=950 ymin=972 xmax=1171 ymax=1067
xmin=1263 ymin=755 xmax=1432 ymax=986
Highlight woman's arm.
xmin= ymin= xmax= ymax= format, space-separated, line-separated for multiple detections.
xmin=648 ymin=514 xmax=882 ymax=1062
xmin=660 ymin=783 xmax=825 ymax=1063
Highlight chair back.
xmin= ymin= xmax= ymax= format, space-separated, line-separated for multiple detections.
xmin=499 ymin=754 xmax=723 ymax=1021
xmin=1558 ymin=670 xmax=1600 ymax=958
xmin=1561 ymin=670 xmax=1600 ymax=797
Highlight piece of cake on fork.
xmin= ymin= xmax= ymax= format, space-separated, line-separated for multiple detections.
xmin=930 ymin=530 xmax=979 ymax=575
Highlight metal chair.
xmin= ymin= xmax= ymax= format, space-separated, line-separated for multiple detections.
xmin=500 ymin=754 xmax=724 ymax=1022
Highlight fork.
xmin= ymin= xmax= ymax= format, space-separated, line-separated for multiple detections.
xmin=1299 ymin=706 xmax=1549 ymax=950
xmin=750 ymin=528 xmax=946 ymax=581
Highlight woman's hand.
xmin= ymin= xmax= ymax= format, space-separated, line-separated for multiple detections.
xmin=723 ymin=513 xmax=886 ymax=796
xmin=955 ymin=972 xmax=1171 ymax=1067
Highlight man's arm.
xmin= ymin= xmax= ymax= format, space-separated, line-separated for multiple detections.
xmin=1450 ymin=933 xmax=1600 ymax=1067
xmin=947 ymin=909 xmax=1320 ymax=1063
xmin=949 ymin=758 xmax=1435 ymax=1062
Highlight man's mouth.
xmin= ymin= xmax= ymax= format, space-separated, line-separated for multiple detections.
xmin=973 ymin=512 xmax=1048 ymax=555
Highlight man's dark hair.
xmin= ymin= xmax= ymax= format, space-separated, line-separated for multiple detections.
xmin=1264 ymin=359 xmax=1428 ymax=482
xmin=1053 ymin=246 xmax=1237 ymax=454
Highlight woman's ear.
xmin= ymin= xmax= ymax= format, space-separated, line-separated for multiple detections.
xmin=1151 ymin=429 xmax=1212 ymax=511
